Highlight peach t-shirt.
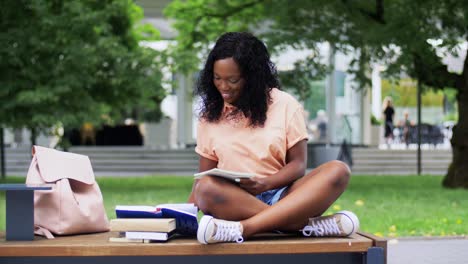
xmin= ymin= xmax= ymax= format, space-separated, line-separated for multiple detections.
xmin=195 ymin=88 xmax=308 ymax=178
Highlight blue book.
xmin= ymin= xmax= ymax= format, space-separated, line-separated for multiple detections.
xmin=115 ymin=205 xmax=163 ymax=218
xmin=115 ymin=203 xmax=198 ymax=236
xmin=160 ymin=207 xmax=198 ymax=236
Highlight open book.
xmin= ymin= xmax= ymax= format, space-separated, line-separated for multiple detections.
xmin=115 ymin=203 xmax=198 ymax=236
xmin=194 ymin=168 xmax=254 ymax=181
xmin=115 ymin=203 xmax=197 ymax=218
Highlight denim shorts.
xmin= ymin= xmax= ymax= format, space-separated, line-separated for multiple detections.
xmin=256 ymin=186 xmax=289 ymax=206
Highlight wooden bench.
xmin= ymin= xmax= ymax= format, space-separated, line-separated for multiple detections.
xmin=0 ymin=231 xmax=386 ymax=264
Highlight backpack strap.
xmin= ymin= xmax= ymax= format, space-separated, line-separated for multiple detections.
xmin=34 ymin=225 xmax=55 ymax=239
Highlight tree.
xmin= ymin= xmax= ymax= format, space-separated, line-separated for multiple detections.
xmin=0 ymin=0 xmax=166 ymax=143
xmin=165 ymin=0 xmax=468 ymax=188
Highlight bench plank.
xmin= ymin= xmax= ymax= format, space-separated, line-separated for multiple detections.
xmin=0 ymin=232 xmax=375 ymax=257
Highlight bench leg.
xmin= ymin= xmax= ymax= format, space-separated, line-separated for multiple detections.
xmin=6 ymin=190 xmax=34 ymax=241
xmin=366 ymin=247 xmax=385 ymax=264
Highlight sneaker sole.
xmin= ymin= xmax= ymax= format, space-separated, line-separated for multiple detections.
xmin=197 ymin=215 xmax=214 ymax=244
xmin=336 ymin=210 xmax=360 ymax=236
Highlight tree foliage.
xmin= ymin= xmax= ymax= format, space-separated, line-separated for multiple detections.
xmin=165 ymin=0 xmax=465 ymax=91
xmin=0 ymin=0 xmax=166 ymax=134
xmin=382 ymin=79 xmax=445 ymax=108
xmin=165 ymin=0 xmax=468 ymax=188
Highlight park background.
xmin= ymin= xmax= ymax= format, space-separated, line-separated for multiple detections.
xmin=1 ymin=0 xmax=467 ymax=241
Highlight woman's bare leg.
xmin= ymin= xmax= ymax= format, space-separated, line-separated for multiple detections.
xmin=240 ymin=160 xmax=351 ymax=237
xmin=193 ymin=176 xmax=269 ymax=221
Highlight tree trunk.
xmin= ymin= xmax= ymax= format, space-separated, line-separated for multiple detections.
xmin=30 ymin=127 xmax=37 ymax=148
xmin=442 ymin=61 xmax=468 ymax=188
xmin=0 ymin=127 xmax=5 ymax=179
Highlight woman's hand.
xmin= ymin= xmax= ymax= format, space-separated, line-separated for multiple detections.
xmin=237 ymin=176 xmax=270 ymax=195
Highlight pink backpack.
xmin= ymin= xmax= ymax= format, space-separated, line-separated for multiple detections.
xmin=25 ymin=146 xmax=109 ymax=238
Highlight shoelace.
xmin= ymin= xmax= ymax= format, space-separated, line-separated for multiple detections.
xmin=302 ymin=217 xmax=341 ymax=237
xmin=213 ymin=221 xmax=244 ymax=243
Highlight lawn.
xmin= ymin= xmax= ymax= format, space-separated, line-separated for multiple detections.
xmin=1 ymin=175 xmax=466 ymax=238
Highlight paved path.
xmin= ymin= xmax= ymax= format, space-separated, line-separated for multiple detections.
xmin=388 ymin=237 xmax=468 ymax=264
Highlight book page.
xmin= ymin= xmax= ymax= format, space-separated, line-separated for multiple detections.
xmin=125 ymin=231 xmax=170 ymax=241
xmin=194 ymin=168 xmax=255 ymax=181
xmin=156 ymin=203 xmax=198 ymax=215
xmin=110 ymin=218 xmax=176 ymax=233
xmin=115 ymin=205 xmax=158 ymax=212
xmin=116 ymin=204 xmax=197 ymax=216
xmin=115 ymin=205 xmax=163 ymax=218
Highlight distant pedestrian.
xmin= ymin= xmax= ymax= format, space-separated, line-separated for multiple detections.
xmin=382 ymin=96 xmax=395 ymax=146
xmin=80 ymin=122 xmax=96 ymax=145
xmin=399 ymin=110 xmax=414 ymax=147
xmin=316 ymin=109 xmax=328 ymax=141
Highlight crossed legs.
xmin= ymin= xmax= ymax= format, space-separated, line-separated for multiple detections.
xmin=193 ymin=160 xmax=351 ymax=238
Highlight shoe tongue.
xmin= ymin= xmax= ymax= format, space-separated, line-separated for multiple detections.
xmin=213 ymin=220 xmax=243 ymax=237
xmin=335 ymin=217 xmax=343 ymax=232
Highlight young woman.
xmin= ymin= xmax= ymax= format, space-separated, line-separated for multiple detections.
xmin=189 ymin=32 xmax=359 ymax=244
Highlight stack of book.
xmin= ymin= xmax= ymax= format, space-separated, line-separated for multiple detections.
xmin=110 ymin=218 xmax=177 ymax=242
xmin=109 ymin=203 xmax=198 ymax=243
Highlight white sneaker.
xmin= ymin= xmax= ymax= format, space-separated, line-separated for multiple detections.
xmin=197 ymin=215 xmax=244 ymax=244
xmin=302 ymin=210 xmax=359 ymax=237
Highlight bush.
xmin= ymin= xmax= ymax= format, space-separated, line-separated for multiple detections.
xmin=371 ymin=114 xmax=382 ymax=125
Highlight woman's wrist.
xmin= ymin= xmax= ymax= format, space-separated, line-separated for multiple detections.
xmin=261 ymin=175 xmax=286 ymax=192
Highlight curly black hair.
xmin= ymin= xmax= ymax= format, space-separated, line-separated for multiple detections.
xmin=196 ymin=32 xmax=280 ymax=127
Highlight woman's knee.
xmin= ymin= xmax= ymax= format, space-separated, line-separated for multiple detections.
xmin=325 ymin=160 xmax=351 ymax=188
xmin=193 ymin=176 xmax=227 ymax=212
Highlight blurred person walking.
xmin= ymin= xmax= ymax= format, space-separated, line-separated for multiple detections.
xmin=382 ymin=96 xmax=395 ymax=146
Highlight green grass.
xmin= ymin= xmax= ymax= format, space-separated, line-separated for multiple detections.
xmin=1 ymin=175 xmax=467 ymax=238
xmin=324 ymin=175 xmax=467 ymax=238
